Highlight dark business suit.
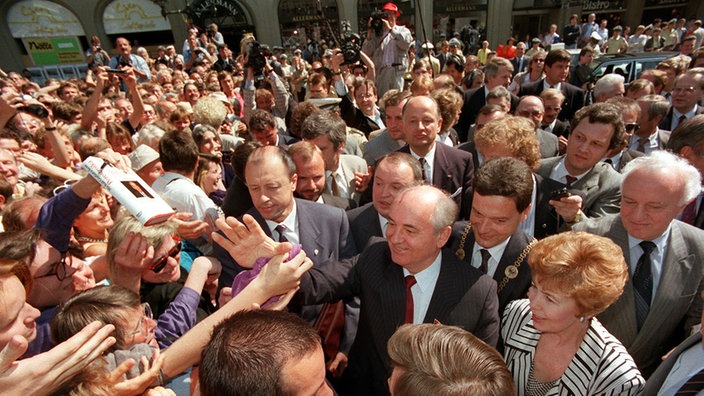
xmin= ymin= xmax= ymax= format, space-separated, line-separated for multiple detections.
xmin=221 ymin=175 xmax=253 ymax=218
xmin=533 ymin=174 xmax=565 ymax=239
xmin=543 ymin=119 xmax=571 ymax=138
xmin=455 ymin=87 xmax=520 ymax=143
xmin=537 ymin=156 xmax=622 ymax=218
xmin=642 ymin=331 xmax=702 ymax=395
xmin=295 ymin=239 xmax=500 ymax=396
xmin=511 ymin=55 xmax=528 ymax=77
xmin=276 ymin=133 xmax=299 ymax=148
xmin=346 ymin=202 xmax=384 ymax=250
xmin=574 ymin=215 xmax=704 ymax=377
xmin=519 ymin=79 xmax=585 ymax=122
xmin=321 ymin=193 xmax=356 ymax=210
xmin=658 ymin=106 xmax=704 ymax=131
xmin=447 ymin=223 xmax=534 ymax=315
xmin=398 ymin=143 xmax=474 ymax=219
xmin=339 ymin=92 xmax=380 ymax=137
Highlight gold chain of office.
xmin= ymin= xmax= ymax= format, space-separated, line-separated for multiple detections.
xmin=454 ymin=223 xmax=537 ymax=293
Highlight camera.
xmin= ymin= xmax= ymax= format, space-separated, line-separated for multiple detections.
xmin=245 ymin=41 xmax=270 ymax=79
xmin=370 ymin=10 xmax=387 ymax=36
xmin=118 ymin=57 xmax=131 ymax=67
xmin=340 ymin=33 xmax=362 ymax=64
xmin=550 ymin=187 xmax=570 ymax=201
xmin=20 ymin=104 xmax=49 ymax=119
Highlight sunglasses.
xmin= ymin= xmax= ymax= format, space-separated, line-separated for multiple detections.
xmin=149 ymin=236 xmax=182 ymax=273
xmin=625 ymin=123 xmax=640 ymax=132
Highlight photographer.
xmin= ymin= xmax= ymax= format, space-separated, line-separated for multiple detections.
xmin=108 ymin=37 xmax=151 ymax=85
xmin=86 ymin=36 xmax=109 ymax=71
xmin=206 ymin=23 xmax=225 ymax=47
xmin=183 ymin=35 xmax=214 ymax=74
xmin=361 ymin=2 xmax=412 ymax=97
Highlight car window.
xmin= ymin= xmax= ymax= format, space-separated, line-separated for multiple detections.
xmin=592 ymin=61 xmax=631 ymax=81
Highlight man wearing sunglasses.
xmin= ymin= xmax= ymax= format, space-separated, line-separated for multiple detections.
xmin=602 ymin=97 xmax=645 ymax=173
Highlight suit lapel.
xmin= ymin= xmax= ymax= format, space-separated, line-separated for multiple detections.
xmin=424 ymin=252 xmax=466 ymax=323
xmin=632 ymin=223 xmax=696 ymax=351
xmin=432 ymin=144 xmax=454 ymax=191
xmin=294 ymin=200 xmax=324 ymax=264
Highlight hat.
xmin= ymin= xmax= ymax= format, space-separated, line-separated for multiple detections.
xmin=453 ymin=31 xmax=460 ymax=37
xmin=440 ymin=33 xmax=446 ymax=38
xmin=294 ymin=48 xmax=302 ymax=55
xmin=381 ymin=2 xmax=400 ymax=17
xmin=323 ymin=49 xmax=333 ymax=57
xmin=449 ymin=38 xmax=461 ymax=47
xmin=209 ymin=91 xmax=231 ymax=105
xmin=531 ymin=37 xmax=541 ymax=44
xmin=279 ymin=53 xmax=288 ymax=59
xmin=157 ymin=45 xmax=166 ymax=52
xmin=590 ymin=31 xmax=602 ymax=41
xmin=128 ymin=145 xmax=160 ymax=172
xmin=421 ymin=41 xmax=434 ymax=50
xmin=669 ymin=18 xmax=677 ymax=24
xmin=308 ymin=97 xmax=342 ymax=110
xmin=614 ymin=25 xmax=623 ymax=31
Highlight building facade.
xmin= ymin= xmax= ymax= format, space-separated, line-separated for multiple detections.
xmin=1 ymin=0 xmax=702 ymax=79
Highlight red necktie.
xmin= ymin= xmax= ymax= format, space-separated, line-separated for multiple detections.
xmin=404 ymin=275 xmax=417 ymax=324
xmin=565 ymin=175 xmax=577 ymax=188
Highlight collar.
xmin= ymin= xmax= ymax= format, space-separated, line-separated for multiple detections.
xmin=409 ymin=142 xmax=437 ymax=163
xmin=627 ymin=225 xmax=671 ymax=257
xmin=553 ymin=157 xmax=591 ymax=183
xmin=402 ymin=251 xmax=442 ymax=293
xmin=264 ymin=200 xmax=299 ymax=242
xmin=674 ymin=104 xmax=699 ymax=119
xmin=543 ymin=79 xmax=561 ymax=91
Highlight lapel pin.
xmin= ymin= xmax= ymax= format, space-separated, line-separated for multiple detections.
xmin=314 ymin=249 xmax=319 ymax=256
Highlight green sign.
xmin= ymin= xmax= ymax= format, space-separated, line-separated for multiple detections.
xmin=23 ymin=37 xmax=84 ymax=66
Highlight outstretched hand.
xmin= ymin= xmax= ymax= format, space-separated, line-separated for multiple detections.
xmin=212 ymin=214 xmax=291 ymax=268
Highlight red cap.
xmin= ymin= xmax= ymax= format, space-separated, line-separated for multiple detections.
xmin=382 ymin=2 xmax=400 ymax=17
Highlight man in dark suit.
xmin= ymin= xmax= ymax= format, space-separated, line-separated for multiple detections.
xmin=602 ymin=96 xmax=645 ymax=172
xmin=667 ymin=114 xmax=704 ymax=230
xmin=448 ymin=157 xmax=535 ymax=314
xmin=514 ymin=95 xmax=560 ymax=158
xmin=574 ymin=150 xmax=704 ymax=378
xmin=510 ymin=42 xmax=528 ymax=77
xmin=471 ymin=114 xmax=564 ymax=239
xmin=214 ymin=185 xmax=499 ymax=395
xmin=214 ymin=145 xmax=358 ymax=376
xmin=519 ymin=49 xmax=585 ymax=122
xmin=347 ymin=152 xmax=422 ymax=250
xmin=289 ymin=141 xmax=355 ymax=210
xmin=658 ymin=73 xmax=704 ymax=132
xmin=457 ymin=104 xmax=507 ymax=170
xmin=398 ymin=96 xmax=474 ymax=219
xmin=539 ymin=88 xmax=571 ymax=152
xmin=537 ymin=103 xmax=625 ymax=228
xmin=298 ymin=185 xmax=499 ymax=395
xmin=455 ymin=57 xmax=520 ymax=142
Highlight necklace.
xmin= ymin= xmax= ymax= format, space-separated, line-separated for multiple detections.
xmin=75 ymin=236 xmax=108 ymax=243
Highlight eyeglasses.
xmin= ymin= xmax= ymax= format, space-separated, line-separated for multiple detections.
xmin=149 ymin=236 xmax=181 ymax=273
xmin=533 ymin=58 xmax=545 ymax=63
xmin=128 ymin=303 xmax=153 ymax=336
xmin=625 ymin=123 xmax=640 ymax=132
xmin=40 ymin=252 xmax=75 ymax=281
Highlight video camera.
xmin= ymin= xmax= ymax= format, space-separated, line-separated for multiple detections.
xmin=370 ymin=10 xmax=388 ymax=36
xmin=245 ymin=41 xmax=270 ymax=79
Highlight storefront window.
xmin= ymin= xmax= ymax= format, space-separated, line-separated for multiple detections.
xmin=278 ymin=0 xmax=339 ymax=53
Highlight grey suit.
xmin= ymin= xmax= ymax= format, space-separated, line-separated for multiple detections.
xmin=575 ymin=215 xmax=704 ymax=377
xmin=362 ymin=129 xmax=404 ymax=166
xmin=537 ymin=156 xmax=623 ymax=218
xmin=326 ymin=154 xmax=368 ymax=204
xmin=536 ymin=128 xmax=559 ymax=158
xmin=642 ymin=332 xmax=702 ymax=395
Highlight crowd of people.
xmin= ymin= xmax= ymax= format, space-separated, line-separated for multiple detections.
xmin=0 ymin=1 xmax=704 ymax=394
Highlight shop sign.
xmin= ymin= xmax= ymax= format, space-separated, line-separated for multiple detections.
xmin=8 ymin=0 xmax=85 ymax=38
xmin=104 ymin=0 xmax=171 ymax=34
xmin=23 ymin=37 xmax=84 ymax=65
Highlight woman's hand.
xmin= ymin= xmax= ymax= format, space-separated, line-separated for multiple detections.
xmin=111 ymin=347 xmax=165 ymax=396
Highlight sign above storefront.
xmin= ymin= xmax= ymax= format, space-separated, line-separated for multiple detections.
xmin=8 ymin=0 xmax=85 ymax=38
xmin=103 ymin=0 xmax=171 ymax=34
xmin=23 ymin=37 xmax=84 ymax=65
